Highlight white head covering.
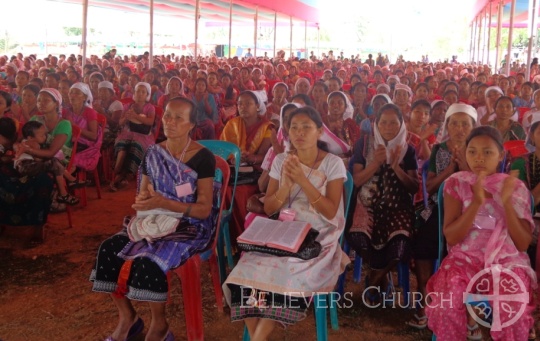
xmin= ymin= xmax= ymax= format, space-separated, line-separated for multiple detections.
xmin=294 ymin=77 xmax=311 ymax=94
xmin=393 ymin=83 xmax=413 ymax=98
xmin=525 ymin=113 xmax=540 ymax=152
xmin=387 ymin=75 xmax=400 ymax=84
xmin=135 ymin=82 xmax=152 ymax=102
xmin=245 ymin=90 xmax=267 ymax=116
xmin=39 ymin=88 xmax=62 ymax=115
xmin=431 ymin=99 xmax=445 ymax=109
xmin=377 ymin=83 xmax=391 ymax=93
xmin=6 ymin=62 xmax=18 ymax=73
xmin=272 ymin=82 xmax=289 ymax=96
xmin=436 ymin=103 xmax=478 ymax=143
xmin=165 ymin=76 xmax=184 ymax=95
xmin=98 ymin=81 xmax=114 ymax=93
xmin=327 ymin=91 xmax=354 ymax=120
xmin=71 ymin=82 xmax=93 ymax=107
xmin=370 ymin=93 xmax=392 ymax=107
xmin=373 ymin=108 xmax=408 ymax=164
xmin=484 ymin=86 xmax=504 ymax=98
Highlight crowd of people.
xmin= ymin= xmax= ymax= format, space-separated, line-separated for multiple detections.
xmin=1 ymin=49 xmax=540 ymax=340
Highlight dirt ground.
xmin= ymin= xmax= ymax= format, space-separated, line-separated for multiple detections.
xmin=0 ymin=181 xmax=437 ymax=341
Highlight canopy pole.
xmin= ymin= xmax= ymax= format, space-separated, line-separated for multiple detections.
xmin=506 ymin=0 xmax=516 ymax=75
xmin=471 ymin=17 xmax=477 ymax=63
xmin=317 ymin=25 xmax=320 ymax=58
xmin=473 ymin=17 xmax=478 ymax=63
xmin=82 ymin=0 xmax=88 ymax=67
xmin=305 ymin=21 xmax=308 ymax=59
xmin=290 ymin=16 xmax=293 ymax=59
xmin=526 ymin=0 xmax=539 ymax=80
xmin=273 ymin=12 xmax=277 ymax=58
xmin=149 ymin=0 xmax=154 ymax=68
xmin=487 ymin=1 xmax=492 ymax=66
xmin=228 ymin=0 xmax=232 ymax=59
xmin=254 ymin=6 xmax=258 ymax=58
xmin=477 ymin=12 xmax=483 ymax=64
xmin=194 ymin=0 xmax=200 ymax=60
xmin=495 ymin=0 xmax=503 ymax=72
xmin=482 ymin=8 xmax=487 ymax=64
xmin=469 ymin=23 xmax=474 ymax=62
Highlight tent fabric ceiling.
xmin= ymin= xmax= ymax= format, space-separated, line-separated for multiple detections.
xmin=474 ymin=0 xmax=540 ymax=28
xmin=50 ymin=0 xmax=320 ymax=23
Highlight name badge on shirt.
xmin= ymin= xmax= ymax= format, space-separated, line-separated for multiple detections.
xmin=473 ymin=214 xmax=496 ymax=230
xmin=175 ymin=182 xmax=194 ymax=198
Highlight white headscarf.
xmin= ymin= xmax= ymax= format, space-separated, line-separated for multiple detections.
xmin=387 ymin=75 xmax=400 ymax=84
xmin=98 ymin=81 xmax=114 ymax=93
xmin=245 ymin=90 xmax=267 ymax=116
xmin=525 ymin=113 xmax=540 ymax=152
xmin=370 ymin=94 xmax=392 ymax=107
xmin=165 ymin=76 xmax=184 ymax=96
xmin=393 ymin=83 xmax=413 ymax=99
xmin=377 ymin=83 xmax=391 ymax=93
xmin=294 ymin=77 xmax=310 ymax=94
xmin=373 ymin=107 xmax=408 ymax=164
xmin=71 ymin=82 xmax=93 ymax=107
xmin=485 ymin=86 xmax=504 ymax=98
xmin=39 ymin=88 xmax=62 ymax=115
xmin=436 ymin=103 xmax=478 ymax=143
xmin=327 ymin=91 xmax=354 ymax=120
xmin=135 ymin=82 xmax=151 ymax=102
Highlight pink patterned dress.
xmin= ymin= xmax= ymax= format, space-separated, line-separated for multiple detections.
xmin=426 ymin=172 xmax=536 ymax=341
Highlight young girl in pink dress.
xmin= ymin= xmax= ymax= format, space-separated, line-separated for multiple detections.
xmin=426 ymin=126 xmax=536 ymax=341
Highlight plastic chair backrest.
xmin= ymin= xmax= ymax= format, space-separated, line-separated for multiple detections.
xmin=153 ymin=105 xmax=163 ymax=141
xmin=517 ymin=107 xmax=529 ymax=124
xmin=67 ymin=124 xmax=82 ymax=173
xmin=422 ymin=161 xmax=430 ymax=208
xmin=198 ymin=140 xmax=241 ymax=212
xmin=120 ymin=97 xmax=133 ymax=105
xmin=209 ymin=155 xmax=230 ymax=250
xmin=344 ymin=171 xmax=353 ymax=218
xmin=95 ymin=113 xmax=107 ymax=148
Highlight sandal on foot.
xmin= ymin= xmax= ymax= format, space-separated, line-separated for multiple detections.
xmin=406 ymin=313 xmax=428 ymax=330
xmin=104 ymin=317 xmax=144 ymax=341
xmin=467 ymin=323 xmax=482 ymax=341
xmin=67 ymin=180 xmax=87 ymax=188
xmin=57 ymin=194 xmax=80 ymax=205
xmin=530 ymin=328 xmax=537 ymax=340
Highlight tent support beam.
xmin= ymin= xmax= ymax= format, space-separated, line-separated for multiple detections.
xmin=254 ymin=6 xmax=258 ymax=57
xmin=228 ymin=0 xmax=232 ymax=58
xmin=487 ymin=1 xmax=492 ymax=66
xmin=149 ymin=0 xmax=154 ymax=67
xmin=194 ymin=0 xmax=200 ymax=60
xmin=273 ymin=12 xmax=277 ymax=58
xmin=495 ymin=0 xmax=503 ymax=72
xmin=82 ymin=0 xmax=89 ymax=67
xmin=506 ymin=0 xmax=516 ymax=75
xmin=526 ymin=0 xmax=539 ymax=80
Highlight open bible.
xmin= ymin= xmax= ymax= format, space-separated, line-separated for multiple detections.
xmin=237 ymin=216 xmax=313 ymax=253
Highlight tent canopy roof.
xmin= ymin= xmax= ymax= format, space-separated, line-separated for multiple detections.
xmin=51 ymin=0 xmax=320 ymax=24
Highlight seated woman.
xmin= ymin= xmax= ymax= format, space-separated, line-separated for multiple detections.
xmin=64 ymin=82 xmax=100 ymax=172
xmin=488 ymin=96 xmax=526 ymax=143
xmin=326 ymin=91 xmax=360 ymax=153
xmin=157 ymin=76 xmax=184 ymax=111
xmin=0 ymin=117 xmax=54 ymax=243
xmin=310 ymin=81 xmax=329 ymax=121
xmin=111 ymin=82 xmax=156 ymax=191
xmin=20 ymin=88 xmax=73 ymax=213
xmin=346 ymin=103 xmax=418 ymax=303
xmin=426 ymin=126 xmax=535 ymax=341
xmin=393 ymin=84 xmax=413 ymax=121
xmin=407 ymin=103 xmax=476 ymax=330
xmin=220 ymin=90 xmax=273 ymax=239
xmin=521 ymin=89 xmax=540 ymax=132
xmin=359 ymin=94 xmax=392 ymax=136
xmin=478 ymin=86 xmax=503 ymax=125
xmin=90 ymin=97 xmax=218 ymax=341
xmin=220 ymin=74 xmax=238 ymax=122
xmin=406 ymin=99 xmax=437 ymax=162
xmin=9 ymin=84 xmax=40 ymax=124
xmin=224 ymin=106 xmax=349 ymax=340
xmin=294 ymin=77 xmax=310 ymax=96
xmin=265 ymin=82 xmax=289 ymax=126
xmin=188 ymin=78 xmax=219 ymax=140
xmin=350 ymin=82 xmax=369 ymax=125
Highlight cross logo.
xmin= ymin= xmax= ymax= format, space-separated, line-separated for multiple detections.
xmin=463 ymin=264 xmax=529 ymax=331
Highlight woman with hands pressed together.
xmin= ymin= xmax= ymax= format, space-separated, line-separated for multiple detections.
xmin=346 ymin=103 xmax=418 ymax=304
xmin=224 ymin=106 xmax=349 ymax=341
xmin=91 ymin=97 xmax=218 ymax=341
xmin=407 ymin=103 xmax=476 ymax=330
xmin=426 ymin=126 xmax=536 ymax=341
xmin=111 ymin=82 xmax=156 ymax=191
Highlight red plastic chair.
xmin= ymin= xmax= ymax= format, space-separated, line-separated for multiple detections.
xmin=65 ymin=124 xmax=82 ymax=228
xmin=78 ymin=113 xmax=106 ymax=207
xmin=167 ymin=155 xmax=229 ymax=341
xmin=120 ymin=97 xmax=134 ymax=105
xmin=517 ymin=107 xmax=529 ymax=125
xmin=504 ymin=140 xmax=528 ymax=158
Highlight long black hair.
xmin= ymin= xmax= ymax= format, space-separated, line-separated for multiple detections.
xmin=287 ymin=106 xmax=329 ymax=152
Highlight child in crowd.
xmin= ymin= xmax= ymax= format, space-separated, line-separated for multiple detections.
xmin=15 ymin=121 xmax=79 ymax=205
xmin=426 ymin=126 xmax=536 ymax=341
